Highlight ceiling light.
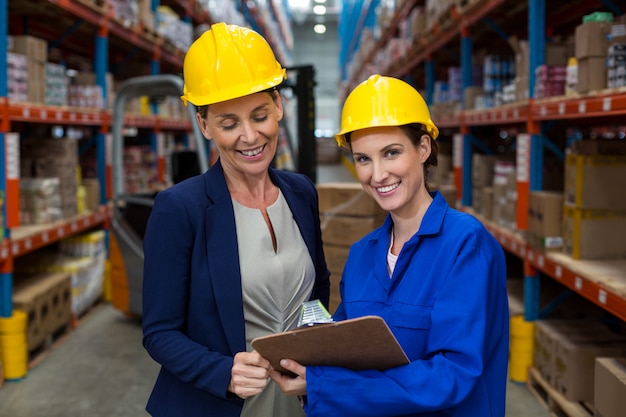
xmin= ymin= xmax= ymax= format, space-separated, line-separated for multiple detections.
xmin=313 ymin=5 xmax=326 ymax=14
xmin=314 ymin=0 xmax=327 ymax=3
xmin=314 ymin=24 xmax=327 ymax=34
xmin=288 ymin=0 xmax=310 ymax=8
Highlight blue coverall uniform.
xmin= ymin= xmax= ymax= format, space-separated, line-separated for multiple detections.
xmin=305 ymin=191 xmax=509 ymax=417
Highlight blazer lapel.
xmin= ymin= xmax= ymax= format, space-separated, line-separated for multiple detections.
xmin=204 ymin=161 xmax=246 ymax=354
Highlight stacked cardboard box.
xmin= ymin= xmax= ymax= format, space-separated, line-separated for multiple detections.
xmin=6 ymin=52 xmax=28 ymax=103
xmin=508 ymin=37 xmax=571 ymax=103
xmin=563 ymin=141 xmax=626 ymax=259
xmin=430 ymin=152 xmax=453 ymax=188
xmin=607 ymin=43 xmax=626 ymax=88
xmin=527 ymin=191 xmax=563 ymax=252
xmin=8 ymin=35 xmax=47 ymax=103
xmin=471 ymin=153 xmax=496 ymax=218
xmin=533 ymin=65 xmax=566 ymax=99
xmin=21 ymin=138 xmax=79 ymax=220
xmin=492 ymin=160 xmax=517 ymax=230
xmin=533 ymin=319 xmax=626 ymax=403
xmin=317 ymin=183 xmax=386 ymax=313
xmin=12 ymin=272 xmax=72 ymax=353
xmin=19 ymin=178 xmax=63 ymax=225
xmin=575 ymin=15 xmax=612 ymax=93
xmin=594 ymin=357 xmax=626 ymax=417
xmin=45 ymin=62 xmax=68 ymax=106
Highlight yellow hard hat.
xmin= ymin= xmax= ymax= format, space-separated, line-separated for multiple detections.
xmin=335 ymin=74 xmax=439 ymax=148
xmin=180 ymin=23 xmax=286 ymax=106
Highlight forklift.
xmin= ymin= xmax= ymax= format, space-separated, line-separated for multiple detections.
xmin=109 ymin=67 xmax=316 ymax=317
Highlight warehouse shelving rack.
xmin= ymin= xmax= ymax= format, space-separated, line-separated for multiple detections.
xmin=0 ymin=0 xmax=297 ymax=323
xmin=0 ymin=0 xmax=203 ymax=319
xmin=340 ymin=0 xmax=626 ymax=324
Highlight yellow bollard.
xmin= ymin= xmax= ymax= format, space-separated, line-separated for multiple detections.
xmin=509 ymin=315 xmax=534 ymax=383
xmin=0 ymin=310 xmax=29 ymax=380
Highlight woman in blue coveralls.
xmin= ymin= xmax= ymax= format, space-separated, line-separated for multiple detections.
xmin=270 ymin=74 xmax=510 ymax=417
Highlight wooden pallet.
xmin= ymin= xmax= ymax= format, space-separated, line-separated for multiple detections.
xmin=28 ymin=322 xmax=72 ymax=369
xmin=28 ymin=300 xmax=105 ymax=370
xmin=526 ymin=367 xmax=597 ymax=417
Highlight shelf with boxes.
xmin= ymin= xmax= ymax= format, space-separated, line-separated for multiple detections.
xmin=341 ymin=4 xmax=626 ymax=398
xmin=0 ymin=0 xmax=210 ymax=382
xmin=1 ymin=0 xmax=298 ymax=344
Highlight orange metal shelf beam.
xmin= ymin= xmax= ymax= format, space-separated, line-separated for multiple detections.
xmin=526 ymin=249 xmax=626 ymax=323
xmin=532 ymin=91 xmax=626 ymax=120
xmin=7 ymin=102 xmax=190 ymax=131
xmin=47 ymin=0 xmax=183 ymax=68
xmin=0 ymin=206 xmax=109 ymax=262
xmin=402 ymin=91 xmax=626 ymax=129
xmin=346 ymin=0 xmax=419 ymax=90
xmin=389 ymin=0 xmax=506 ymax=78
xmin=480 ymin=216 xmax=626 ymax=323
xmin=7 ymin=103 xmax=110 ymax=126
xmin=464 ymin=103 xmax=530 ymax=126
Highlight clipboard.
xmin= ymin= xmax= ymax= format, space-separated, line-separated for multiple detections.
xmin=251 ymin=315 xmax=409 ymax=374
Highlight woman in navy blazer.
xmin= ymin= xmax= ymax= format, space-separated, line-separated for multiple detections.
xmin=141 ymin=23 xmax=330 ymax=417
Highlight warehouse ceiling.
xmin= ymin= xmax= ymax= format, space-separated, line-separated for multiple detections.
xmin=288 ymin=0 xmax=342 ymax=24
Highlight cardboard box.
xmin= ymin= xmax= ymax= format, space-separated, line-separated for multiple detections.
xmin=565 ymin=154 xmax=626 ymax=210
xmin=554 ymin=338 xmax=626 ymax=402
xmin=570 ymin=139 xmax=626 ymax=156
xmin=463 ymin=86 xmax=484 ymax=109
xmin=322 ymin=244 xmax=350 ymax=314
xmin=594 ymin=357 xmax=626 ymax=417
xmin=577 ymin=56 xmax=607 ymax=93
xmin=320 ymin=214 xmax=385 ymax=246
xmin=563 ymin=204 xmax=626 ymax=260
xmin=323 ymin=244 xmax=350 ymax=275
xmin=472 ymin=153 xmax=497 ymax=187
xmin=12 ymin=272 xmax=72 ymax=352
xmin=8 ymin=35 xmax=47 ymax=62
xmin=545 ymin=43 xmax=570 ymax=66
xmin=534 ymin=320 xmax=626 ymax=391
xmin=436 ymin=184 xmax=457 ymax=208
xmin=431 ymin=154 xmax=452 ymax=186
xmin=82 ymin=178 xmax=101 ymax=212
xmin=317 ymin=183 xmax=385 ymax=217
xmin=480 ymin=187 xmax=494 ymax=220
xmin=575 ymin=21 xmax=611 ymax=59
xmin=527 ymin=191 xmax=563 ymax=251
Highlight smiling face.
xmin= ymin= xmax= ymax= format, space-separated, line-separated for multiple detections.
xmin=196 ymin=90 xmax=283 ymax=181
xmin=350 ymin=125 xmax=432 ymax=218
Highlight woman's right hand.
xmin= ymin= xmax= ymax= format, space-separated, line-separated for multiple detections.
xmin=228 ymin=350 xmax=271 ymax=399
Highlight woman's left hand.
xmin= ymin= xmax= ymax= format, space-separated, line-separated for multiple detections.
xmin=269 ymin=359 xmax=307 ymax=396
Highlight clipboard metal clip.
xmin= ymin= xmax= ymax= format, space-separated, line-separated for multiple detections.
xmin=297 ymin=300 xmax=334 ymax=327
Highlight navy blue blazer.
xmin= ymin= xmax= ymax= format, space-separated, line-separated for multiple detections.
xmin=142 ymin=160 xmax=330 ymax=417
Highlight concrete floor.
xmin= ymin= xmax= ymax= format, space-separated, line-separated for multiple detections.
xmin=0 ymin=302 xmax=550 ymax=417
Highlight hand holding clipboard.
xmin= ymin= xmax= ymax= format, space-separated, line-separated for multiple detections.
xmin=252 ymin=314 xmax=409 ymax=375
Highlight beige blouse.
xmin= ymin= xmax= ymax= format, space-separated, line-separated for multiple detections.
xmin=232 ymin=190 xmax=314 ymax=417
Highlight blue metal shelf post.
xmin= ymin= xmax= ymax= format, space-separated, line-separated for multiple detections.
xmin=95 ymin=26 xmax=109 ymax=205
xmin=461 ymin=30 xmax=474 ymax=207
xmin=525 ymin=0 xmax=546 ymax=322
xmin=0 ymin=0 xmax=11 ymax=317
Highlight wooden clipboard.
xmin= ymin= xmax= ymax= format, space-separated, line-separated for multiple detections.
xmin=251 ymin=315 xmax=409 ymax=374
